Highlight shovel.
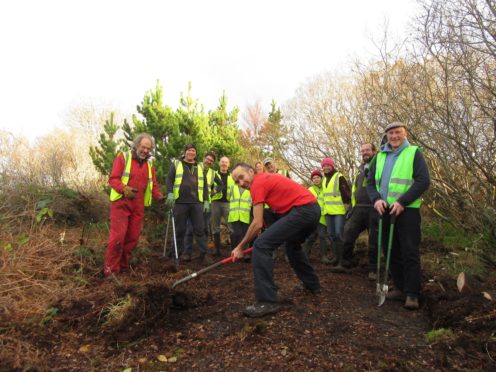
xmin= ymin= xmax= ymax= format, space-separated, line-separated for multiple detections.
xmin=172 ymin=247 xmax=253 ymax=289
xmin=377 ymin=213 xmax=396 ymax=306
xmin=160 ymin=211 xmax=171 ymax=259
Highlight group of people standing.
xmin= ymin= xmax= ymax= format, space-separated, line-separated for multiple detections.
xmin=103 ymin=121 xmax=430 ymax=317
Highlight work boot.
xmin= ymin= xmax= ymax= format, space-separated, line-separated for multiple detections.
xmin=242 ymin=302 xmax=280 ymax=318
xmin=200 ymin=253 xmax=214 ymax=265
xmin=213 ymin=233 xmax=221 ymax=257
xmin=319 ymin=239 xmax=330 ymax=264
xmin=385 ymin=289 xmax=406 ymax=301
xmin=295 ymin=282 xmax=322 ymax=295
xmin=329 ymin=242 xmax=349 ymax=273
xmin=404 ymin=296 xmax=420 ymax=310
xmin=180 ymin=253 xmax=192 ymax=262
xmin=328 ymin=243 xmax=338 ymax=266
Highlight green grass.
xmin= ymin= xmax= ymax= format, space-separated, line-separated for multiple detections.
xmin=422 ymin=220 xmax=495 ymax=278
xmin=425 ymin=328 xmax=456 ymax=344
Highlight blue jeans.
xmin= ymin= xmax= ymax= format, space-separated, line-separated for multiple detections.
xmin=252 ymin=203 xmax=321 ymax=303
xmin=325 ymin=214 xmax=345 ymax=243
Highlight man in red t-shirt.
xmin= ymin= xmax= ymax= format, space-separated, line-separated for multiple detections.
xmin=231 ymin=163 xmax=321 ymax=317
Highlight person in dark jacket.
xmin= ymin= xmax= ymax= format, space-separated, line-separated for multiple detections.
xmin=165 ymin=144 xmax=213 ymax=264
xmin=367 ymin=122 xmax=430 ymax=310
xmin=342 ymin=143 xmax=379 ymax=279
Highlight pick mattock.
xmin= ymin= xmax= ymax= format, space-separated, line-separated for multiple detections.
xmin=377 ymin=213 xmax=396 ymax=307
xmin=172 ymin=247 xmax=253 ymax=289
xmin=171 ymin=210 xmax=179 ymax=269
xmin=160 ymin=211 xmax=171 ymax=260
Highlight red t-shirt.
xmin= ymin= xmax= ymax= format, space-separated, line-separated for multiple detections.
xmin=250 ymin=173 xmax=317 ymax=214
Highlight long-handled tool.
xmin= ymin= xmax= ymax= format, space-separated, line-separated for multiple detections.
xmin=160 ymin=211 xmax=171 ymax=259
xmin=172 ymin=247 xmax=253 ymax=289
xmin=377 ymin=213 xmax=396 ymax=306
xmin=171 ymin=211 xmax=179 ymax=269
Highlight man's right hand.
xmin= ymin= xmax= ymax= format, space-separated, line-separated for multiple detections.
xmin=374 ymin=199 xmax=388 ymax=215
xmin=165 ymin=193 xmax=175 ymax=209
xmin=231 ymin=245 xmax=244 ymax=261
xmin=123 ymin=186 xmax=138 ymax=199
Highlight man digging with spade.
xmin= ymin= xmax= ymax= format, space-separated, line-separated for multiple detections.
xmin=230 ymin=163 xmax=321 ymax=318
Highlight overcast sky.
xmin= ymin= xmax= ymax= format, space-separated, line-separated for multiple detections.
xmin=0 ymin=0 xmax=418 ymax=140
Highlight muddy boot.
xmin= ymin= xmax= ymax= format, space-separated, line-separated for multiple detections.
xmin=327 ymin=243 xmax=338 ymax=266
xmin=319 ymin=239 xmax=331 ymax=264
xmin=329 ymin=242 xmax=349 ymax=273
xmin=200 ymin=253 xmax=214 ymax=265
xmin=214 ymin=233 xmax=221 ymax=257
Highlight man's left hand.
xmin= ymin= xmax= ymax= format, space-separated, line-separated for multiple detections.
xmin=203 ymin=201 xmax=210 ymax=213
xmin=389 ymin=202 xmax=405 ymax=217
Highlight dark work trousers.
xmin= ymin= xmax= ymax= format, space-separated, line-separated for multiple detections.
xmin=173 ymin=203 xmax=209 ymax=255
xmin=263 ymin=208 xmax=287 ymax=256
xmin=342 ymin=206 xmax=378 ymax=270
xmin=253 ymin=203 xmax=321 ymax=303
xmin=381 ymin=208 xmax=422 ymax=298
xmin=184 ymin=211 xmax=211 ymax=254
xmin=231 ymin=221 xmax=249 ymax=248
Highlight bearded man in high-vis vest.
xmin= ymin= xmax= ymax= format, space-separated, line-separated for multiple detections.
xmin=367 ymin=122 xmax=430 ymax=310
xmin=104 ymin=133 xmax=163 ymax=277
xmin=341 ymin=143 xmax=379 ymax=278
xmin=165 ymin=143 xmax=213 ymax=264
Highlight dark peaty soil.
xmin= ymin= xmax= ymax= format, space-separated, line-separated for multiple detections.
xmin=2 ymin=246 xmax=495 ymax=371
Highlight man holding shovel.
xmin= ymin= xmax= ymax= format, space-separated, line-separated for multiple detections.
xmin=231 ymin=163 xmax=321 ymax=318
xmin=367 ymin=122 xmax=430 ymax=310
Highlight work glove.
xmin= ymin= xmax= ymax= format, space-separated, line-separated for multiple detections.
xmin=165 ymin=193 xmax=175 ymax=209
xmin=203 ymin=200 xmax=210 ymax=213
xmin=122 ymin=185 xmax=138 ymax=199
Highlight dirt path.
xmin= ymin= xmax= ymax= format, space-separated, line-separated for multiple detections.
xmin=157 ymin=256 xmax=436 ymax=370
xmin=5 ymin=248 xmax=494 ymax=371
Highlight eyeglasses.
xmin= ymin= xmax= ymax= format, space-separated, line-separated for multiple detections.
xmin=264 ymin=162 xmax=271 ymax=166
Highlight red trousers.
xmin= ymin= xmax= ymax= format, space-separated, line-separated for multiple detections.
xmin=104 ymin=198 xmax=144 ymax=276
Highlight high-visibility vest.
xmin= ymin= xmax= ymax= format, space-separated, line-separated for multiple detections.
xmin=109 ymin=151 xmax=153 ymax=207
xmin=173 ymin=160 xmax=204 ymax=202
xmin=351 ymin=170 xmax=367 ymax=208
xmin=308 ymin=185 xmax=326 ymax=226
xmin=228 ymin=185 xmax=252 ymax=224
xmin=322 ymin=172 xmax=346 ymax=215
xmin=375 ymin=145 xmax=421 ymax=208
xmin=201 ymin=165 xmax=215 ymax=202
xmin=212 ymin=171 xmax=234 ymax=201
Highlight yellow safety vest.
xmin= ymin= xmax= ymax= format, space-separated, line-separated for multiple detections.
xmin=201 ymin=165 xmax=215 ymax=202
xmin=109 ymin=151 xmax=153 ymax=207
xmin=173 ymin=160 xmax=204 ymax=202
xmin=228 ymin=185 xmax=252 ymax=224
xmin=375 ymin=146 xmax=421 ymax=208
xmin=212 ymin=171 xmax=234 ymax=201
xmin=308 ymin=185 xmax=326 ymax=226
xmin=322 ymin=172 xmax=346 ymax=215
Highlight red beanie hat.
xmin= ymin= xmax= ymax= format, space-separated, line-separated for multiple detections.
xmin=311 ymin=170 xmax=323 ymax=179
xmin=321 ymin=157 xmax=335 ymax=168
